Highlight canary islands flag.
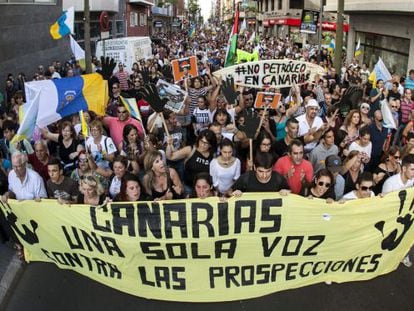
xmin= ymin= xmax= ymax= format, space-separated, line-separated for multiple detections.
xmin=11 ymin=85 xmax=41 ymax=144
xmin=50 ymin=6 xmax=74 ymax=40
xmin=23 ymin=73 xmax=107 ymax=129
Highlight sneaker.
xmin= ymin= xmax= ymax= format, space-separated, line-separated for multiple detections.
xmin=401 ymin=255 xmax=412 ymax=268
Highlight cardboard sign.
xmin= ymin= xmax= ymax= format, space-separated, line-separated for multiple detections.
xmin=156 ymin=79 xmax=187 ymax=113
xmin=213 ymin=60 xmax=325 ymax=89
xmin=171 ymin=56 xmax=199 ymax=82
xmin=254 ymin=92 xmax=281 ymax=109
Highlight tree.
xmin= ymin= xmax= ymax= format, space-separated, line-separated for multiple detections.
xmin=188 ymin=0 xmax=200 ymax=23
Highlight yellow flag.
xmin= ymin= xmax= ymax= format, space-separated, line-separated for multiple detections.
xmin=79 ymin=110 xmax=88 ymax=138
xmin=368 ymin=71 xmax=377 ymax=89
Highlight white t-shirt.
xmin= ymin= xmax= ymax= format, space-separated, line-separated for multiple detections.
xmin=296 ymin=114 xmax=324 ymax=152
xmin=342 ymin=190 xmax=375 ymax=200
xmin=348 ymin=142 xmax=372 ymax=159
xmin=382 ymin=173 xmax=414 ymax=194
xmin=210 ymin=158 xmax=241 ymax=194
xmin=86 ymin=135 xmax=117 ymax=169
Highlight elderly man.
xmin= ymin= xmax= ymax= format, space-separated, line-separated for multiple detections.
xmin=8 ymin=151 xmax=47 ymax=200
xmin=28 ymin=140 xmax=50 ymax=183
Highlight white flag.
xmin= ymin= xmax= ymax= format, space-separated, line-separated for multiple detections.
xmin=70 ymin=35 xmax=85 ymax=60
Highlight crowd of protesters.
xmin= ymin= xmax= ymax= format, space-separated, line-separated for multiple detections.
xmin=1 ymin=24 xmax=414 ymax=266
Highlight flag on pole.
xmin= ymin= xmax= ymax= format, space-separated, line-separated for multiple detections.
xmin=23 ymin=73 xmax=107 ymax=128
xmin=189 ymin=25 xmax=196 ymax=38
xmin=247 ymin=31 xmax=256 ymax=44
xmin=79 ymin=110 xmax=89 ymax=138
xmin=70 ymin=35 xmax=85 ymax=60
xmin=11 ymin=85 xmax=41 ymax=144
xmin=354 ymin=38 xmax=362 ymax=57
xmin=224 ymin=9 xmax=240 ymax=67
xmin=50 ymin=6 xmax=74 ymax=40
xmin=239 ymin=18 xmax=247 ymax=36
xmin=368 ymin=57 xmax=392 ymax=88
xmin=373 ymin=57 xmax=392 ymax=82
xmin=328 ymin=38 xmax=335 ymax=57
xmin=120 ymin=96 xmax=142 ymax=122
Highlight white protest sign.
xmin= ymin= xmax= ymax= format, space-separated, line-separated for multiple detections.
xmin=213 ymin=60 xmax=326 ymax=89
xmin=156 ymin=79 xmax=187 ymax=113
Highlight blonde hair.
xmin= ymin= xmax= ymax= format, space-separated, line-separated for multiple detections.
xmin=79 ymin=175 xmax=104 ymax=196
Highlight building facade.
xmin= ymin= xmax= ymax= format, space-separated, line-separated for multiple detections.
xmin=63 ymin=0 xmax=123 ymax=53
xmin=221 ymin=0 xmax=347 ymax=44
xmin=125 ymin=0 xmax=154 ymax=37
xmin=0 ymin=0 xmax=70 ymax=80
xmin=325 ymin=0 xmax=414 ymax=76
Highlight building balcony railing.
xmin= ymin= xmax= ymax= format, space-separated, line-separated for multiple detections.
xmin=152 ymin=6 xmax=173 ymax=17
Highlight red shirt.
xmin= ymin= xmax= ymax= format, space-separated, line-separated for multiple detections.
xmin=28 ymin=154 xmax=49 ymax=184
xmin=273 ymin=155 xmax=313 ymax=194
xmin=104 ymin=117 xmax=144 ymax=147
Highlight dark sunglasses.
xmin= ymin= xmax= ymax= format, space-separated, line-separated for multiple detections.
xmin=79 ymin=158 xmax=88 ymax=163
xmin=118 ymin=110 xmax=128 ymax=114
xmin=317 ymin=181 xmax=331 ymax=188
xmin=360 ymin=186 xmax=373 ymax=191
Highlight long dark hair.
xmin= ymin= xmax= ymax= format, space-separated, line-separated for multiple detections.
xmin=117 ymin=173 xmax=144 ymax=202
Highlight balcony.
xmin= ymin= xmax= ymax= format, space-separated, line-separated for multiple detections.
xmin=63 ymin=0 xmax=119 ymax=13
xmin=152 ymin=6 xmax=173 ymax=17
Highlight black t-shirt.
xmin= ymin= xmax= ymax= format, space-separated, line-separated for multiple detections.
xmin=58 ymin=135 xmax=79 ymax=166
xmin=184 ymin=149 xmax=213 ymax=186
xmin=232 ymin=171 xmax=289 ymax=192
xmin=46 ymin=176 xmax=79 ymax=201
xmin=77 ymin=193 xmax=106 ymax=205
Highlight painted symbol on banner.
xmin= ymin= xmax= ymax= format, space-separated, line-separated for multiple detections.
xmin=375 ymin=190 xmax=414 ymax=251
xmin=0 ymin=200 xmax=39 ymax=245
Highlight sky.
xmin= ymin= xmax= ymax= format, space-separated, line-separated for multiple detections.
xmin=199 ymin=0 xmax=212 ymax=21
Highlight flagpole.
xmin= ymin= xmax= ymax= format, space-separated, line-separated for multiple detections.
xmin=84 ymin=0 xmax=92 ymax=74
xmin=317 ymin=0 xmax=323 ymax=63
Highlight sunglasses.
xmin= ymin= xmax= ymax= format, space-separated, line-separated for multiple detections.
xmin=360 ymin=186 xmax=373 ymax=191
xmin=393 ymin=155 xmax=400 ymax=159
xmin=317 ymin=181 xmax=331 ymax=188
xmin=79 ymin=158 xmax=88 ymax=163
xmin=391 ymin=106 xmax=398 ymax=109
xmin=118 ymin=110 xmax=128 ymax=114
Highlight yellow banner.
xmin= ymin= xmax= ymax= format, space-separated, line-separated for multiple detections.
xmin=1 ymin=190 xmax=414 ymax=302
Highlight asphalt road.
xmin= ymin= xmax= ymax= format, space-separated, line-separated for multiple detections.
xmin=3 ymin=261 xmax=414 ymax=311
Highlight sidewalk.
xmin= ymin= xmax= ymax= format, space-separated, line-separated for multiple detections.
xmin=0 ymin=242 xmax=24 ymax=309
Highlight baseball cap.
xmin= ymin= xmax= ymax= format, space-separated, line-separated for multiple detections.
xmin=325 ymin=155 xmax=342 ymax=173
xmin=305 ymin=99 xmax=319 ymax=109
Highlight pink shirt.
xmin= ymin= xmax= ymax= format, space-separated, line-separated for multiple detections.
xmin=273 ymin=155 xmax=313 ymax=194
xmin=104 ymin=117 xmax=144 ymax=147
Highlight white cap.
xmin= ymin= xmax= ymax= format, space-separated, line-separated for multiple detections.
xmin=305 ymin=99 xmax=319 ymax=108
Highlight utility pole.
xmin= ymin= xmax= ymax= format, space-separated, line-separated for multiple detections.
xmin=334 ymin=0 xmax=344 ymax=74
xmin=317 ymin=0 xmax=323 ymax=63
xmin=84 ymin=0 xmax=92 ymax=74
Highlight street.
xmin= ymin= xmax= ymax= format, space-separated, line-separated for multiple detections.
xmin=3 ymin=261 xmax=414 ymax=311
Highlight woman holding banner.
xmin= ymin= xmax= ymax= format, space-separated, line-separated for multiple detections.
xmin=209 ymin=138 xmax=240 ymax=195
xmin=300 ymin=169 xmax=335 ymax=202
xmin=77 ymin=175 xmax=108 ymax=205
xmin=114 ymin=174 xmax=147 ymax=202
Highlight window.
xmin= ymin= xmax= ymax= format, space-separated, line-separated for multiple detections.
xmin=130 ymin=12 xmax=138 ymax=27
xmin=139 ymin=13 xmax=147 ymax=26
xmin=277 ymin=0 xmax=282 ymax=10
xmin=290 ymin=0 xmax=304 ymax=9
